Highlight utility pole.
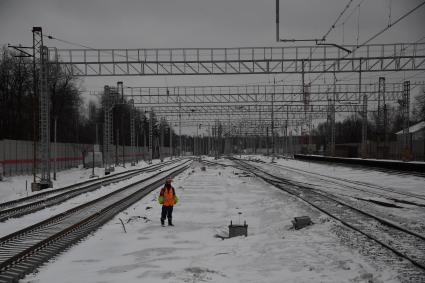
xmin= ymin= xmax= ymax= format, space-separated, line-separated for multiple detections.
xmin=90 ymin=123 xmax=98 ymax=178
xmin=271 ymin=78 xmax=275 ymax=160
xmin=359 ymin=59 xmax=368 ymax=159
xmin=361 ymin=94 xmax=368 ymax=158
xmin=266 ymin=126 xmax=269 ymax=155
xmin=116 ymin=129 xmax=119 ymax=166
xmin=103 ymin=86 xmax=113 ymax=174
xmin=130 ymin=99 xmax=136 ymax=166
xmin=276 ymin=0 xmax=280 ymax=42
xmin=149 ymin=109 xmax=153 ymax=163
xmin=169 ymin=123 xmax=172 ymax=160
xmin=330 ymin=70 xmax=336 ymax=157
xmin=377 ymin=77 xmax=385 ymax=158
xmin=53 ymin=116 xmax=57 ymax=181
xmin=32 ymin=28 xmax=40 ymax=185
xmin=402 ymin=81 xmax=411 ymax=161
xmin=160 ymin=118 xmax=164 ymax=162
xmin=121 ymin=122 xmax=125 ymax=168
xmin=178 ymin=93 xmax=182 ymax=157
xmin=29 ymin=27 xmax=52 ymax=190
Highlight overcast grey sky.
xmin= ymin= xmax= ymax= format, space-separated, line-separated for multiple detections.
xmin=1 ymin=0 xmax=424 ymax=92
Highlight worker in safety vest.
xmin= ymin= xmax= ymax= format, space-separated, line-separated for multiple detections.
xmin=158 ymin=176 xmax=178 ymax=226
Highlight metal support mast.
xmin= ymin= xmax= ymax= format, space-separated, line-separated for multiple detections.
xmin=30 ymin=27 xmax=52 ymax=190
xmin=377 ymin=77 xmax=386 ymax=158
xmin=130 ymin=99 xmax=136 ymax=166
xmin=271 ymin=79 xmax=275 ymax=160
xmin=327 ymin=98 xmax=336 ymax=156
xmin=103 ymin=86 xmax=116 ymax=174
xmin=149 ymin=108 xmax=153 ymax=163
xmin=402 ymin=81 xmax=411 ymax=160
xmin=169 ymin=122 xmax=172 ymax=160
xmin=160 ymin=118 xmax=164 ymax=162
xmin=330 ymin=71 xmax=337 ymax=156
xmin=359 ymin=59 xmax=367 ymax=159
xmin=38 ymin=44 xmax=52 ymax=188
xmin=361 ymin=94 xmax=368 ymax=158
xmin=31 ymin=27 xmax=42 ymax=185
xmin=179 ymin=95 xmax=182 ymax=156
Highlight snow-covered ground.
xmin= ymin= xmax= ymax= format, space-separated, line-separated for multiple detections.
xmin=238 ymin=155 xmax=425 ymax=234
xmin=22 ymin=161 xmax=401 ymax=283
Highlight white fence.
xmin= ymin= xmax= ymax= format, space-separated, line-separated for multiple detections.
xmin=0 ymin=139 xmax=170 ymax=177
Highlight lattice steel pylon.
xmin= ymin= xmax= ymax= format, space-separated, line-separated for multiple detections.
xmin=129 ymin=99 xmax=136 ymax=166
xmin=103 ymin=86 xmax=114 ymax=173
xmin=149 ymin=109 xmax=153 ymax=163
xmin=30 ymin=27 xmax=52 ymax=189
xmin=361 ymin=94 xmax=368 ymax=158
xmin=327 ymin=98 xmax=336 ymax=156
xmin=38 ymin=43 xmax=52 ymax=188
xmin=402 ymin=81 xmax=411 ymax=160
xmin=160 ymin=117 xmax=165 ymax=162
xmin=377 ymin=77 xmax=386 ymax=157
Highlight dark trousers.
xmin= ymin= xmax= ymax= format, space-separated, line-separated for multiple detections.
xmin=161 ymin=205 xmax=173 ymax=220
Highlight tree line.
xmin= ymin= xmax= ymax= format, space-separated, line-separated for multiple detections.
xmin=0 ymin=46 xmax=193 ymax=152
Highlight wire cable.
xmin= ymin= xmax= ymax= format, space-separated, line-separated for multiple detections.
xmin=322 ymin=0 xmax=355 ymax=41
xmin=311 ymin=1 xmax=425 ymax=85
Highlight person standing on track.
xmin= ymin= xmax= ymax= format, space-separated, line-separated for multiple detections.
xmin=158 ymin=176 xmax=178 ymax=226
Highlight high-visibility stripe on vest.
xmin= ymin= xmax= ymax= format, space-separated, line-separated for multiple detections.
xmin=162 ymin=186 xmax=175 ymax=206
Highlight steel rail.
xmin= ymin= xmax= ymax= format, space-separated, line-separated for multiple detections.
xmin=0 ymin=159 xmax=184 ymax=222
xmin=0 ymin=158 xmax=181 ymax=212
xmin=233 ymin=159 xmax=425 ymax=272
xmin=0 ymin=160 xmax=191 ymax=282
xmin=201 ymin=158 xmax=425 ymax=279
xmin=251 ymin=160 xmax=425 ymax=204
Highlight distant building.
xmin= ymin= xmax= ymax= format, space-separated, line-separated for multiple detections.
xmin=395 ymin=121 xmax=425 ymax=160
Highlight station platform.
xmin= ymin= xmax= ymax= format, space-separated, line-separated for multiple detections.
xmin=294 ymin=154 xmax=425 ymax=174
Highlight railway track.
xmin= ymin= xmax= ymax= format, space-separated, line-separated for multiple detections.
xmin=246 ymin=159 xmax=425 ymax=206
xmin=0 ymin=159 xmax=191 ymax=283
xmin=0 ymin=159 xmax=183 ymax=222
xmin=220 ymin=158 xmax=425 ymax=281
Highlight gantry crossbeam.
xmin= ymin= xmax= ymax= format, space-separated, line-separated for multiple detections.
xmin=165 ymin=119 xmax=306 ymax=128
xmin=125 ymin=82 xmax=421 ymax=105
xmin=138 ymin=104 xmax=362 ymax=115
xmin=48 ymin=42 xmax=425 ymax=76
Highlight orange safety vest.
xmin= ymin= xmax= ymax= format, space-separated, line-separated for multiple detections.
xmin=161 ymin=186 xmax=175 ymax=206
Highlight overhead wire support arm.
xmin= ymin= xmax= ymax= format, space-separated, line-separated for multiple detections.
xmin=7 ymin=45 xmax=34 ymax=57
xmin=279 ymin=38 xmax=325 ymax=43
xmin=315 ymin=42 xmax=351 ymax=54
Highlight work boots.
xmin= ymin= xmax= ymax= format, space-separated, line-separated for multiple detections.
xmin=168 ymin=218 xmax=174 ymax=226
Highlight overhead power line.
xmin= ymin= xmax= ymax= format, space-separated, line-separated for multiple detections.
xmin=311 ymin=0 xmax=425 ymax=84
xmin=360 ymin=0 xmax=425 ymax=47
xmin=321 ymin=0 xmax=355 ymax=41
xmin=44 ymin=34 xmax=95 ymax=50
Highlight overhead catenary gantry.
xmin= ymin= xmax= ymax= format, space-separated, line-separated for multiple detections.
xmin=119 ymin=78 xmax=418 ymax=157
xmin=123 ymin=82 xmax=422 ymax=105
xmin=121 ymin=81 xmax=416 ymax=134
xmin=48 ymin=43 xmax=425 ymax=76
xmin=20 ymin=24 xmax=425 ymax=185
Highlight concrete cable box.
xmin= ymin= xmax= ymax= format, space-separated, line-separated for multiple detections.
xmin=228 ymin=220 xmax=248 ymax=238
